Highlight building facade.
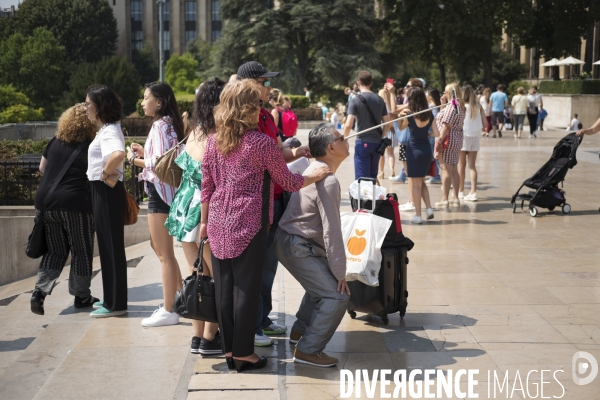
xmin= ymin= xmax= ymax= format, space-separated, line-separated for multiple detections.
xmin=109 ymin=0 xmax=222 ymax=62
xmin=502 ymin=23 xmax=600 ymax=81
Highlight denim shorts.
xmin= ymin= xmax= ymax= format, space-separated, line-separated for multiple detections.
xmin=146 ymin=182 xmax=170 ymax=214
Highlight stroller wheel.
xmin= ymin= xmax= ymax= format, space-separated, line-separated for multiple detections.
xmin=529 ymin=207 xmax=538 ymax=217
xmin=512 ymin=203 xmax=517 ymax=213
xmin=562 ymin=204 xmax=571 ymax=214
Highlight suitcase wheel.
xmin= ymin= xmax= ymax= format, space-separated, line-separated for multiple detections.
xmin=400 ymin=306 xmax=407 ymax=319
xmin=348 ymin=311 xmax=356 ymax=319
xmin=381 ymin=315 xmax=389 ymax=325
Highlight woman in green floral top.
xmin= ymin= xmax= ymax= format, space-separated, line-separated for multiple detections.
xmin=165 ymin=77 xmax=226 ymax=355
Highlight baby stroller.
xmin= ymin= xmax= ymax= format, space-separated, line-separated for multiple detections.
xmin=511 ymin=132 xmax=582 ymax=217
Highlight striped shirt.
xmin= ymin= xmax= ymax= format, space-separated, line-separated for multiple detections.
xmin=138 ymin=116 xmax=182 ymax=205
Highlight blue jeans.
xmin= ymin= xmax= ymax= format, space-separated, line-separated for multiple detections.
xmin=255 ymin=197 xmax=283 ymax=334
xmin=428 ymin=137 xmax=441 ymax=179
xmin=354 ymin=140 xmax=381 ymax=180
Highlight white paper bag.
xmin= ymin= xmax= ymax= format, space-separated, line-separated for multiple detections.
xmin=287 ymin=157 xmax=309 ymax=174
xmin=341 ymin=212 xmax=392 ymax=286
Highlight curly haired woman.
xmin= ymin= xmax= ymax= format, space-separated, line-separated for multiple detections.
xmin=200 ymin=79 xmax=330 ymax=372
xmin=30 ymin=103 xmax=99 ymax=315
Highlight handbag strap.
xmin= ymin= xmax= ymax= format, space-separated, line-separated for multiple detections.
xmin=41 ymin=141 xmax=86 ymax=211
xmin=193 ymin=237 xmax=208 ymax=275
xmin=357 ymin=94 xmax=383 ymax=135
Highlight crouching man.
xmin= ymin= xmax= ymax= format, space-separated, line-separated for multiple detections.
xmin=275 ymin=122 xmax=351 ymax=367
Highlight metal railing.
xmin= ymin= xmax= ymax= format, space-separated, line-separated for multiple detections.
xmin=0 ymin=160 xmax=145 ymax=206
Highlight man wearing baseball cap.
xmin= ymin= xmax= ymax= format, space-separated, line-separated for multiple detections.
xmin=236 ymin=61 xmax=311 ymax=348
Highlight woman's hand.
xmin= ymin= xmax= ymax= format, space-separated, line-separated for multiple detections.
xmin=126 ymin=146 xmax=136 ymax=161
xmin=577 ymin=128 xmax=592 ymax=137
xmin=399 ymin=108 xmax=410 ymax=117
xmin=131 ymin=142 xmax=144 ymax=157
xmin=199 ymin=222 xmax=208 ymax=240
xmin=292 ymin=145 xmax=311 ymax=159
xmin=383 ymin=82 xmax=394 ymax=92
xmin=308 ymin=165 xmax=332 ymax=181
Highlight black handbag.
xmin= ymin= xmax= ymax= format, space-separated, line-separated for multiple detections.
xmin=26 ymin=142 xmax=86 ymax=259
xmin=173 ymin=238 xmax=218 ymax=322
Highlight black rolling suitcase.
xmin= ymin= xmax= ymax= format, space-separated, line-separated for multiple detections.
xmin=346 ymin=178 xmax=411 ymax=324
xmin=347 ymin=246 xmax=408 ymax=324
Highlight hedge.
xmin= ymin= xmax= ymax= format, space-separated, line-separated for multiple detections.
xmin=539 ymin=80 xmax=600 ymax=94
xmin=0 ymin=139 xmax=49 ymax=160
xmin=507 ymin=81 xmax=531 ymax=98
xmin=287 ymin=95 xmax=309 ymax=109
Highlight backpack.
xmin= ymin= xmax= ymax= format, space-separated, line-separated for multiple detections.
xmin=527 ymin=98 xmax=537 ymax=114
xmin=281 ymin=109 xmax=298 ymax=137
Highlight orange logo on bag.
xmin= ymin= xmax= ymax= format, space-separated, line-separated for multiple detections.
xmin=347 ymin=229 xmax=367 ymax=255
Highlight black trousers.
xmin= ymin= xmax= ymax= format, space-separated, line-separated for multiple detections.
xmin=35 ymin=210 xmax=95 ymax=297
xmin=90 ymin=180 xmax=127 ymax=311
xmin=527 ymin=109 xmax=538 ymax=134
xmin=212 ymin=227 xmax=268 ymax=357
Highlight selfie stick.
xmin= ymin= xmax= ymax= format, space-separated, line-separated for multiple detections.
xmin=345 ymin=103 xmax=446 ymax=140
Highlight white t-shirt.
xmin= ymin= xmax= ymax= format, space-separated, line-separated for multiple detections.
xmin=463 ymin=104 xmax=483 ymax=137
xmin=479 ymin=97 xmax=491 ymax=116
xmin=87 ymin=123 xmax=125 ymax=181
xmin=330 ymin=112 xmax=340 ymax=127
xmin=570 ymin=118 xmax=581 ymax=131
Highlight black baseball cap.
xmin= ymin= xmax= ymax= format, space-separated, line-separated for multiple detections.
xmin=237 ymin=61 xmax=280 ymax=79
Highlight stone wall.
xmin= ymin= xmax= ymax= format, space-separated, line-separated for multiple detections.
xmin=542 ymin=94 xmax=600 ymax=130
xmin=0 ymin=206 xmax=151 ymax=286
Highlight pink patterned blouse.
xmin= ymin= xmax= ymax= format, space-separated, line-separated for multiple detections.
xmin=201 ymin=130 xmax=305 ymax=259
xmin=138 ymin=116 xmax=182 ymax=205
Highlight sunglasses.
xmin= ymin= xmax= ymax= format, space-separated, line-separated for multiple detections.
xmin=257 ymin=80 xmax=271 ymax=87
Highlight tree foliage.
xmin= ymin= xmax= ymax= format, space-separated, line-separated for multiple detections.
xmin=187 ymin=38 xmax=214 ymax=82
xmin=132 ymin=43 xmax=159 ymax=86
xmin=0 ymin=28 xmax=68 ymax=118
xmin=63 ymin=57 xmax=141 ymax=116
xmin=165 ymin=53 xmax=201 ymax=94
xmin=0 ymin=85 xmax=44 ymax=123
xmin=12 ymin=0 xmax=117 ymax=64
xmin=214 ymin=0 xmax=381 ymax=95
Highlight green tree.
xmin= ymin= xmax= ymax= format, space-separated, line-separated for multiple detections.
xmin=187 ymin=38 xmax=214 ymax=81
xmin=506 ymin=0 xmax=591 ymax=60
xmin=0 ymin=28 xmax=68 ymax=119
xmin=214 ymin=0 xmax=381 ymax=95
xmin=0 ymin=86 xmax=44 ymax=123
xmin=132 ymin=43 xmax=159 ymax=85
xmin=0 ymin=104 xmax=44 ymax=124
xmin=13 ymin=0 xmax=117 ymax=64
xmin=63 ymin=57 xmax=141 ymax=115
xmin=165 ymin=53 xmax=201 ymax=94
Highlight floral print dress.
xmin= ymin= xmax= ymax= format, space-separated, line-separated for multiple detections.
xmin=164 ymin=151 xmax=202 ymax=243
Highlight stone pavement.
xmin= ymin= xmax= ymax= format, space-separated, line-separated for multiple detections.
xmin=1 ymin=127 xmax=600 ymax=399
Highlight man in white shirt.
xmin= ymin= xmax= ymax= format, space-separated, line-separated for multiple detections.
xmin=570 ymin=114 xmax=581 ymax=131
xmin=330 ymin=106 xmax=340 ymax=128
xmin=304 ymin=86 xmax=310 ymax=102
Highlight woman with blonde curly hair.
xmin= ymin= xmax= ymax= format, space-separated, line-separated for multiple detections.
xmin=30 ymin=103 xmax=99 ymax=315
xmin=200 ymin=79 xmax=330 ymax=372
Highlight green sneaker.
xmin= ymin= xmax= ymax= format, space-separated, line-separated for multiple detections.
xmin=90 ymin=307 xmax=127 ymax=318
xmin=263 ymin=323 xmax=287 ymax=335
xmin=92 ymin=300 xmax=104 ymax=309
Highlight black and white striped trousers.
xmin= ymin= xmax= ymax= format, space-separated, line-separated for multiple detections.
xmin=34 ymin=210 xmax=95 ymax=297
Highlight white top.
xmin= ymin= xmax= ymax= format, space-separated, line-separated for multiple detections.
xmin=511 ymin=94 xmax=529 ymax=115
xmin=526 ymin=94 xmax=542 ymax=109
xmin=570 ymin=118 xmax=581 ymax=131
xmin=463 ymin=104 xmax=483 ymax=137
xmin=479 ymin=97 xmax=491 ymax=116
xmin=87 ymin=123 xmax=125 ymax=181
xmin=330 ymin=112 xmax=340 ymax=127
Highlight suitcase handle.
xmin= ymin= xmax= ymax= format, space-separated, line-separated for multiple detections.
xmin=357 ymin=177 xmax=377 ymax=213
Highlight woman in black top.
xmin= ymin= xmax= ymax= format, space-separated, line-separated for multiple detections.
xmin=30 ymin=104 xmax=98 ymax=315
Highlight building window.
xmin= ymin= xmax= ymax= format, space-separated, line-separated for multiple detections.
xmin=185 ymin=1 xmax=197 ymax=47
xmin=211 ymin=0 xmax=222 ymax=43
xmin=159 ymin=0 xmax=171 ymax=60
xmin=513 ymin=44 xmax=521 ymax=62
xmin=131 ymin=1 xmax=143 ymax=51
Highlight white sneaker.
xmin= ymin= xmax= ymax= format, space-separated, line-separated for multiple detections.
xmin=464 ymin=193 xmax=478 ymax=202
xmin=141 ymin=306 xmax=179 ymax=327
xmin=254 ymin=333 xmax=274 ymax=347
xmin=458 ymin=192 xmax=465 ymax=199
xmin=399 ymin=201 xmax=415 ymax=211
xmin=529 ymin=134 xmax=533 ymax=139
xmin=426 ymin=208 xmax=434 ymax=220
xmin=389 ymin=175 xmax=406 ymax=183
xmin=411 ymin=216 xmax=423 ymax=224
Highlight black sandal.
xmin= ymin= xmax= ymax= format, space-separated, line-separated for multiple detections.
xmin=74 ymin=295 xmax=100 ymax=309
xmin=31 ymin=289 xmax=45 ymax=315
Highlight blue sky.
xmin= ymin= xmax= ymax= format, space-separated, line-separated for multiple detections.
xmin=0 ymin=0 xmax=20 ymax=9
